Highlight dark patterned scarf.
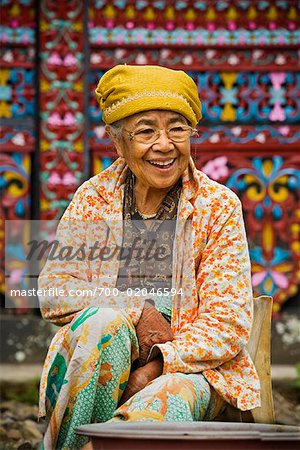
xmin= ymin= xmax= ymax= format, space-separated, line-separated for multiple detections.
xmin=116 ymin=169 xmax=181 ymax=293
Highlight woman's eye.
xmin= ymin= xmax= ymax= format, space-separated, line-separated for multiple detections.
xmin=136 ymin=128 xmax=155 ymax=135
xmin=170 ymin=126 xmax=185 ymax=133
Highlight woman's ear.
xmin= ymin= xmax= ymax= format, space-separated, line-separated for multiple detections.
xmin=114 ymin=140 xmax=124 ymax=158
xmin=105 ymin=125 xmax=124 ymax=158
xmin=105 ymin=124 xmax=112 ymax=139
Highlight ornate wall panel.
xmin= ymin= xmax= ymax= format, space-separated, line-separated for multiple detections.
xmin=1 ymin=0 xmax=299 ymax=313
xmin=197 ymin=153 xmax=300 ymax=313
xmin=0 ymin=0 xmax=36 ymax=309
xmin=89 ymin=0 xmax=300 ymax=312
xmin=89 ymin=0 xmax=299 ymax=46
xmin=1 ymin=154 xmax=32 ymax=310
xmin=39 ymin=0 xmax=87 ymax=221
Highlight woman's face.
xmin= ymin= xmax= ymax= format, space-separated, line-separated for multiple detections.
xmin=113 ymin=110 xmax=191 ymax=190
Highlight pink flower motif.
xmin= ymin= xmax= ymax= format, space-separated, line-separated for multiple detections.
xmin=207 ymin=22 xmax=215 ymax=31
xmin=3 ymin=50 xmax=13 ymax=62
xmin=269 ymin=72 xmax=286 ymax=90
xmin=201 ymin=156 xmax=229 ymax=181
xmin=186 ymin=22 xmax=194 ymax=31
xmin=252 ymin=271 xmax=267 ymax=287
xmin=270 ymin=271 xmax=288 ymax=289
xmin=253 ymin=50 xmax=263 ymax=60
xmin=275 ymin=54 xmax=286 ymax=65
xmin=126 ymin=21 xmax=134 ymax=29
xmin=136 ymin=53 xmax=147 ymax=64
xmin=106 ymin=20 xmax=114 ymax=28
xmin=48 ymin=172 xmax=61 ymax=185
xmin=278 ymin=126 xmax=290 ymax=136
xmin=9 ymin=269 xmax=23 ymax=284
xmin=209 ymin=133 xmax=220 ymax=143
xmin=182 ymin=55 xmax=193 ymax=65
xmin=228 ymin=21 xmax=236 ymax=31
xmin=11 ymin=133 xmax=25 ymax=146
xmin=64 ymin=53 xmax=77 ymax=67
xmin=255 ymin=132 xmax=266 ymax=143
xmin=47 ymin=113 xmax=62 ymax=126
xmin=270 ymin=103 xmax=285 ymax=121
xmin=231 ymin=126 xmax=242 ymax=136
xmin=160 ymin=51 xmax=170 ymax=60
xmin=217 ymin=34 xmax=225 ymax=44
xmin=239 ymin=34 xmax=246 ymax=44
xmin=252 ymin=269 xmax=289 ymax=289
xmin=94 ymin=126 xmax=106 ymax=139
xmin=206 ymin=50 xmax=216 ymax=59
xmin=48 ymin=52 xmax=62 ymax=65
xmin=62 ymin=173 xmax=75 ymax=186
xmin=116 ymin=35 xmax=124 ymax=45
xmin=91 ymin=53 xmax=102 ymax=64
xmin=63 ymin=112 xmax=75 ymax=126
xmin=11 ymin=19 xmax=18 ymax=29
xmin=21 ymin=33 xmax=29 ymax=44
xmin=115 ymin=49 xmax=126 ymax=59
xmin=166 ymin=21 xmax=174 ymax=30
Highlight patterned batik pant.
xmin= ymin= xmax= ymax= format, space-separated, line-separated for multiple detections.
xmin=41 ymin=307 xmax=224 ymax=449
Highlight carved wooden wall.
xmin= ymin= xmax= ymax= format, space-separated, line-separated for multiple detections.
xmin=1 ymin=0 xmax=299 ymax=313
xmin=88 ymin=0 xmax=300 ymax=313
xmin=0 ymin=0 xmax=36 ymax=311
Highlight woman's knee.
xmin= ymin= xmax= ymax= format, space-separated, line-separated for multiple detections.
xmin=156 ymin=372 xmax=188 ymax=384
xmin=147 ymin=373 xmax=210 ymax=405
xmin=66 ymin=307 xmax=137 ymax=355
xmin=70 ymin=307 xmax=131 ymax=336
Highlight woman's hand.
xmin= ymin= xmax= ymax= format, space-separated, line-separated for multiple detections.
xmin=135 ymin=301 xmax=173 ymax=367
xmin=119 ymin=356 xmax=163 ymax=405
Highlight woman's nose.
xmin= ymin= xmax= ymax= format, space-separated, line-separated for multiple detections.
xmin=152 ymin=129 xmax=174 ymax=150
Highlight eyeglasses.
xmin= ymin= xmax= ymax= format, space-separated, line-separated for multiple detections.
xmin=123 ymin=125 xmax=198 ymax=144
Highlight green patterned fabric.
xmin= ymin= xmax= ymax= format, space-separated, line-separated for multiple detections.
xmin=41 ymin=307 xmax=223 ymax=449
xmin=154 ymin=294 xmax=172 ymax=320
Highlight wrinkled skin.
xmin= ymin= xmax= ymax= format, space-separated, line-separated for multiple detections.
xmin=136 ymin=301 xmax=173 ymax=367
xmin=120 ymin=302 xmax=173 ymax=405
xmin=119 ymin=356 xmax=165 ymax=406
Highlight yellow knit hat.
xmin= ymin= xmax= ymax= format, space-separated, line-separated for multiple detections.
xmin=95 ymin=65 xmax=202 ymax=127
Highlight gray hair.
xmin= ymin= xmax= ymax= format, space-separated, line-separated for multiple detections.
xmin=106 ymin=119 xmax=126 ymax=141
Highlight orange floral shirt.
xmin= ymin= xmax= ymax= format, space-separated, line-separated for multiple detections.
xmin=39 ymin=157 xmax=260 ymax=412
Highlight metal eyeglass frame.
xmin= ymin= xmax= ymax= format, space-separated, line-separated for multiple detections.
xmin=123 ymin=125 xmax=199 ymax=144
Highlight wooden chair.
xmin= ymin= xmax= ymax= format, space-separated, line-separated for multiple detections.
xmin=219 ymin=295 xmax=276 ymax=424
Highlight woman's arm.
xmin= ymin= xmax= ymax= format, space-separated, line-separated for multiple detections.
xmin=38 ymin=183 xmax=145 ymax=326
xmin=134 ymin=300 xmax=173 ymax=366
xmin=119 ymin=355 xmax=164 ymax=405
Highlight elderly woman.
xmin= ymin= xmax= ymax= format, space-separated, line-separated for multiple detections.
xmin=38 ymin=65 xmax=260 ymax=449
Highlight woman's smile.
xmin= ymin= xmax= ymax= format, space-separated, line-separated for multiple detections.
xmin=146 ymin=157 xmax=176 ymax=171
